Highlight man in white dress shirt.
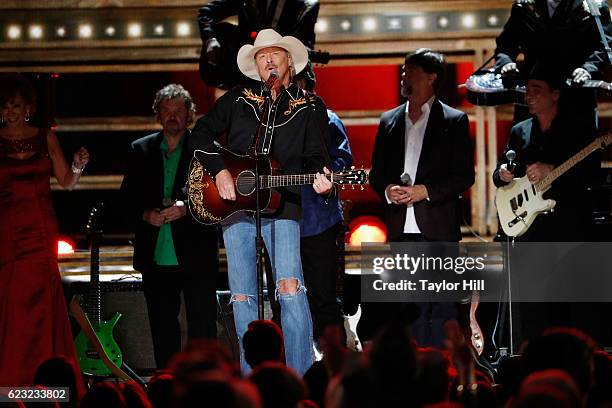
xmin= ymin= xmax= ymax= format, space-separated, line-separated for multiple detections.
xmin=362 ymin=49 xmax=475 ymax=346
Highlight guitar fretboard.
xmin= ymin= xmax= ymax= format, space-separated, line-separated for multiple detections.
xmin=259 ymin=173 xmax=337 ymax=189
xmin=537 ymin=133 xmax=611 ymax=191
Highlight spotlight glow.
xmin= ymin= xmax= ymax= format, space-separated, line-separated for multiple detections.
xmin=29 ymin=25 xmax=43 ymax=39
xmin=487 ymin=14 xmax=499 ymax=26
xmin=461 ymin=14 xmax=476 ymax=29
xmin=176 ymin=22 xmax=190 ymax=37
xmin=340 ymin=20 xmax=351 ymax=31
xmin=437 ymin=16 xmax=449 ymax=28
xmin=154 ymin=24 xmax=164 ymax=36
xmin=78 ymin=24 xmax=93 ymax=38
xmin=127 ymin=23 xmax=142 ymax=38
xmin=363 ymin=18 xmax=377 ymax=31
xmin=315 ymin=19 xmax=328 ymax=33
xmin=56 ymin=26 xmax=66 ymax=37
xmin=387 ymin=17 xmax=402 ymax=30
xmin=7 ymin=25 xmax=22 ymax=40
xmin=105 ymin=26 xmax=116 ymax=36
xmin=411 ymin=16 xmax=426 ymax=30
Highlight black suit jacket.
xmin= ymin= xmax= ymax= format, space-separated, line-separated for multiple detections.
xmin=120 ymin=131 xmax=219 ymax=273
xmin=369 ymin=99 xmax=475 ymax=242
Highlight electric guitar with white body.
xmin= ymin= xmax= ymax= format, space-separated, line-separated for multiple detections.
xmin=496 ymin=132 xmax=612 ymax=237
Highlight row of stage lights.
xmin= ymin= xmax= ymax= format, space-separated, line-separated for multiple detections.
xmin=3 ymin=12 xmax=507 ymax=42
xmin=314 ymin=13 xmax=503 ymax=34
xmin=4 ymin=22 xmax=193 ymax=41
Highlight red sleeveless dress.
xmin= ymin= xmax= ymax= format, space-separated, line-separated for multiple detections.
xmin=0 ymin=130 xmax=80 ymax=386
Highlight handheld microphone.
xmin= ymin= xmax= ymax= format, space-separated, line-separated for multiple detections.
xmin=263 ymin=71 xmax=279 ymax=92
xmin=400 ymin=172 xmax=412 ymax=186
xmin=506 ymin=150 xmax=516 ymax=173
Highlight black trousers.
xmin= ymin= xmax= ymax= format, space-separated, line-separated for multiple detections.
xmin=142 ymin=264 xmax=217 ymax=369
xmin=301 ymin=223 xmax=344 ymax=340
xmin=357 ymin=233 xmax=456 ymax=346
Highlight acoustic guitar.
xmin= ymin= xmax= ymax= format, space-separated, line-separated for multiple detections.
xmin=187 ymin=146 xmax=368 ymax=225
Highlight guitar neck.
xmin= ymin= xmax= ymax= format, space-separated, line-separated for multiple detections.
xmin=90 ymin=241 xmax=101 ymax=325
xmin=260 ymin=173 xmax=334 ymax=189
xmin=536 ymin=139 xmax=600 ymax=190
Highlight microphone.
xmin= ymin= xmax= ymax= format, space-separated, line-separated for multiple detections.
xmin=400 ymin=172 xmax=412 ymax=186
xmin=263 ymin=71 xmax=279 ymax=92
xmin=506 ymin=150 xmax=516 ymax=173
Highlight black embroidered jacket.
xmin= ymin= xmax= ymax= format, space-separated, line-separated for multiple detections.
xmin=189 ymin=83 xmax=329 ymax=221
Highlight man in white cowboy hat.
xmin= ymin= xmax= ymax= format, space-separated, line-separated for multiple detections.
xmin=190 ymin=28 xmax=333 ymax=376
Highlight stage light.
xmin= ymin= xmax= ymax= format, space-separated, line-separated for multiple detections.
xmin=29 ymin=25 xmax=43 ymax=39
xmin=105 ymin=25 xmax=116 ymax=37
xmin=411 ymin=16 xmax=426 ymax=30
xmin=127 ymin=23 xmax=142 ymax=38
xmin=78 ymin=24 xmax=93 ymax=38
xmin=363 ymin=17 xmax=377 ymax=32
xmin=56 ymin=26 xmax=66 ymax=37
xmin=57 ymin=238 xmax=75 ymax=255
xmin=315 ymin=19 xmax=328 ymax=33
xmin=7 ymin=25 xmax=21 ymax=40
xmin=461 ymin=14 xmax=476 ymax=29
xmin=154 ymin=24 xmax=164 ymax=36
xmin=387 ymin=17 xmax=403 ymax=30
xmin=348 ymin=216 xmax=387 ymax=246
xmin=487 ymin=14 xmax=499 ymax=26
xmin=340 ymin=19 xmax=351 ymax=31
xmin=177 ymin=22 xmax=190 ymax=37
xmin=437 ymin=16 xmax=449 ymax=28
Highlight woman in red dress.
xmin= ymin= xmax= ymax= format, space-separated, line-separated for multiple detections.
xmin=0 ymin=74 xmax=89 ymax=387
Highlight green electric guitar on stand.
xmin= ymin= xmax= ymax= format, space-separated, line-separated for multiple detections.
xmin=74 ymin=203 xmax=123 ymax=376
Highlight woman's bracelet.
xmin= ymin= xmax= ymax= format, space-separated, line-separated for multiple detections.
xmin=71 ymin=162 xmax=84 ymax=174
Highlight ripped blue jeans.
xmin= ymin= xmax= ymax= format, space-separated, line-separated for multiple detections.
xmin=222 ymin=215 xmax=314 ymax=375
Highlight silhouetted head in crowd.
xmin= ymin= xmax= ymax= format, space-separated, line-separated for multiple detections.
xmin=369 ymin=324 xmax=418 ymax=405
xmin=147 ymin=370 xmax=174 ymax=408
xmin=511 ymin=369 xmax=581 ymax=408
xmin=118 ymin=381 xmax=151 ymax=408
xmin=169 ymin=339 xmax=239 ymax=387
xmin=303 ymin=360 xmax=328 ymax=408
xmin=522 ymin=327 xmax=596 ymax=396
xmin=243 ymin=320 xmax=284 ymax=369
xmin=33 ymin=357 xmax=80 ymax=408
xmin=250 ymin=362 xmax=306 ymax=408
xmin=415 ymin=348 xmax=450 ymax=405
xmin=80 ymin=382 xmax=126 ymax=408
xmin=177 ymin=370 xmax=261 ymax=408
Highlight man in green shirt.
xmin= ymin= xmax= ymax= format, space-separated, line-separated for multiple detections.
xmin=121 ymin=84 xmax=219 ymax=368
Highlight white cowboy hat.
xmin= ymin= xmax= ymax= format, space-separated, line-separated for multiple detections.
xmin=237 ymin=28 xmax=308 ymax=81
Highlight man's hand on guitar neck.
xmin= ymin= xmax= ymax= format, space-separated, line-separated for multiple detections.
xmin=526 ymin=162 xmax=553 ymax=184
xmin=313 ymin=167 xmax=333 ymax=195
xmin=216 ymin=169 xmax=237 ymax=201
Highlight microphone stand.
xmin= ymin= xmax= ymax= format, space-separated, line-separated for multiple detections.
xmin=249 ymin=84 xmax=273 ymax=320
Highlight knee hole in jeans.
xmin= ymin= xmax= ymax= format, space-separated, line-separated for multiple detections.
xmin=276 ymin=278 xmax=306 ymax=297
xmin=230 ymin=294 xmax=251 ymax=303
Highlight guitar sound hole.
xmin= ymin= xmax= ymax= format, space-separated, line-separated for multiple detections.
xmin=236 ymin=170 xmax=256 ymax=196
